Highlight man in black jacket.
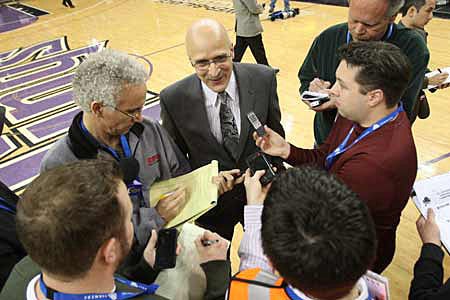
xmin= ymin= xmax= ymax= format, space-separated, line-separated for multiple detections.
xmin=409 ymin=208 xmax=450 ymax=299
xmin=0 ymin=106 xmax=26 ymax=291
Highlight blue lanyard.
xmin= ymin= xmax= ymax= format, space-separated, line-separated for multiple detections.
xmin=346 ymin=23 xmax=394 ymax=44
xmin=0 ymin=196 xmax=16 ymax=214
xmin=39 ymin=275 xmax=159 ymax=300
xmin=285 ymin=285 xmax=373 ymax=300
xmin=285 ymin=286 xmax=305 ymax=300
xmin=79 ymin=119 xmax=132 ymax=161
xmin=325 ymin=104 xmax=403 ymax=170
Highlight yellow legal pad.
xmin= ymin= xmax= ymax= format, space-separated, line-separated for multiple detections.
xmin=149 ymin=160 xmax=219 ymax=228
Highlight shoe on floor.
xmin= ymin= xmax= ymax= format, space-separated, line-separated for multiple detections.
xmin=269 ymin=7 xmax=274 ymax=13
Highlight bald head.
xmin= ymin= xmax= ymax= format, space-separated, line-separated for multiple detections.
xmin=184 ymin=19 xmax=235 ymax=93
xmin=185 ymin=19 xmax=232 ymax=58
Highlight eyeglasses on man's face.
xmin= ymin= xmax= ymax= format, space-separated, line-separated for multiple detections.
xmin=191 ymin=54 xmax=232 ymax=72
xmin=106 ymin=105 xmax=144 ymax=120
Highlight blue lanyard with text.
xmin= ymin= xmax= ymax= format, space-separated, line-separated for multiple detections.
xmin=39 ymin=275 xmax=159 ymax=300
xmin=325 ymin=104 xmax=403 ymax=170
xmin=346 ymin=23 xmax=394 ymax=44
xmin=0 ymin=196 xmax=16 ymax=214
xmin=79 ymin=119 xmax=132 ymax=161
xmin=79 ymin=119 xmax=142 ymax=198
xmin=285 ymin=285 xmax=373 ymax=300
xmin=285 ymin=286 xmax=305 ymax=300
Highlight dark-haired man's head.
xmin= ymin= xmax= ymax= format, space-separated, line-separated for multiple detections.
xmin=16 ymin=159 xmax=134 ymax=280
xmin=261 ymin=167 xmax=377 ymax=300
xmin=400 ymin=0 xmax=436 ymax=29
xmin=331 ymin=41 xmax=411 ymax=126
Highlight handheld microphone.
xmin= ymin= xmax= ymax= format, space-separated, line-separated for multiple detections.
xmin=120 ymin=158 xmax=140 ymax=185
xmin=120 ymin=122 xmax=145 ymax=185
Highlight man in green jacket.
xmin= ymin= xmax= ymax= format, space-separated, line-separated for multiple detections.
xmin=0 ymin=160 xmax=230 ymax=300
xmin=299 ymin=0 xmax=429 ymax=145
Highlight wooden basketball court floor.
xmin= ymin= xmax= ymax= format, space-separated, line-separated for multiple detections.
xmin=1 ymin=0 xmax=450 ymax=298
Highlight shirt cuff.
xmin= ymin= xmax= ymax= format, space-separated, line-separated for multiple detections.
xmin=153 ymin=209 xmax=166 ymax=229
xmin=244 ymin=205 xmax=263 ymax=227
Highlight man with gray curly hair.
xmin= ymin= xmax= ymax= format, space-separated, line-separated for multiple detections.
xmin=40 ymin=49 xmax=194 ymax=266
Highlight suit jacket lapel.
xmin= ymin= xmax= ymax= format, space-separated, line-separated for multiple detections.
xmin=234 ymin=64 xmax=256 ymax=160
xmin=185 ymin=77 xmax=228 ymax=156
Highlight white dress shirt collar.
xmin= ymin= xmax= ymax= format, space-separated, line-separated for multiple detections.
xmin=202 ymin=71 xmax=238 ymax=108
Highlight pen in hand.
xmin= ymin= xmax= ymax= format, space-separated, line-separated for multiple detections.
xmin=201 ymin=239 xmax=220 ymax=246
xmin=158 ymin=191 xmax=176 ymax=201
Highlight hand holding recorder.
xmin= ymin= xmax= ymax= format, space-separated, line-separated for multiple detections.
xmin=301 ymin=88 xmax=337 ymax=112
xmin=144 ymin=229 xmax=181 ymax=270
xmin=243 ymin=169 xmax=272 ymax=206
xmin=247 ymin=111 xmax=289 ymax=158
xmin=253 ymin=126 xmax=290 ymax=160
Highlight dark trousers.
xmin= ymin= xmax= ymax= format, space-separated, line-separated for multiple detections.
xmin=233 ymin=34 xmax=269 ymax=66
xmin=372 ymin=228 xmax=397 ymax=274
xmin=196 ymin=184 xmax=246 ymax=241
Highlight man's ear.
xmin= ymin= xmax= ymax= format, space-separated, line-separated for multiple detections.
xmin=407 ymin=6 xmax=418 ymax=19
xmin=90 ymin=101 xmax=103 ymax=117
xmin=230 ymin=45 xmax=235 ymax=60
xmin=367 ymin=89 xmax=384 ymax=107
xmin=99 ymin=237 xmax=120 ymax=265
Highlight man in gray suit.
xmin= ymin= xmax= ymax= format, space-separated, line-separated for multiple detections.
xmin=232 ymin=0 xmax=271 ymax=66
xmin=160 ymin=19 xmax=284 ymax=240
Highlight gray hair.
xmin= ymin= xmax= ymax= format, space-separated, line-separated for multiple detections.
xmin=386 ymin=0 xmax=405 ymax=16
xmin=72 ymin=48 xmax=148 ymax=112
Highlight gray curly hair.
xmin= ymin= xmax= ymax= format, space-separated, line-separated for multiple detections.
xmin=72 ymin=48 xmax=148 ymax=112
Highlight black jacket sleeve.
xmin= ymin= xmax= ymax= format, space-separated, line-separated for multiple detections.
xmin=118 ymin=255 xmax=160 ymax=285
xmin=201 ymin=260 xmax=231 ymax=300
xmin=409 ymin=243 xmax=450 ymax=300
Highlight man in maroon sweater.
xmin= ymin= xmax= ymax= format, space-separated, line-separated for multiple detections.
xmin=255 ymin=41 xmax=417 ymax=273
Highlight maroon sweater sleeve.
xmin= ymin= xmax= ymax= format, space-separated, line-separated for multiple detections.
xmin=285 ymin=121 xmax=337 ymax=167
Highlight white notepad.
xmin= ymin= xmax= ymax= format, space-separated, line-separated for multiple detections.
xmin=412 ymin=171 xmax=450 ymax=252
xmin=426 ymin=67 xmax=450 ymax=89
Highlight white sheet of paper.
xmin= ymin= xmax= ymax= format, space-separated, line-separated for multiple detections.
xmin=412 ymin=171 xmax=450 ymax=251
xmin=426 ymin=67 xmax=450 ymax=89
xmin=154 ymin=223 xmax=230 ymax=300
